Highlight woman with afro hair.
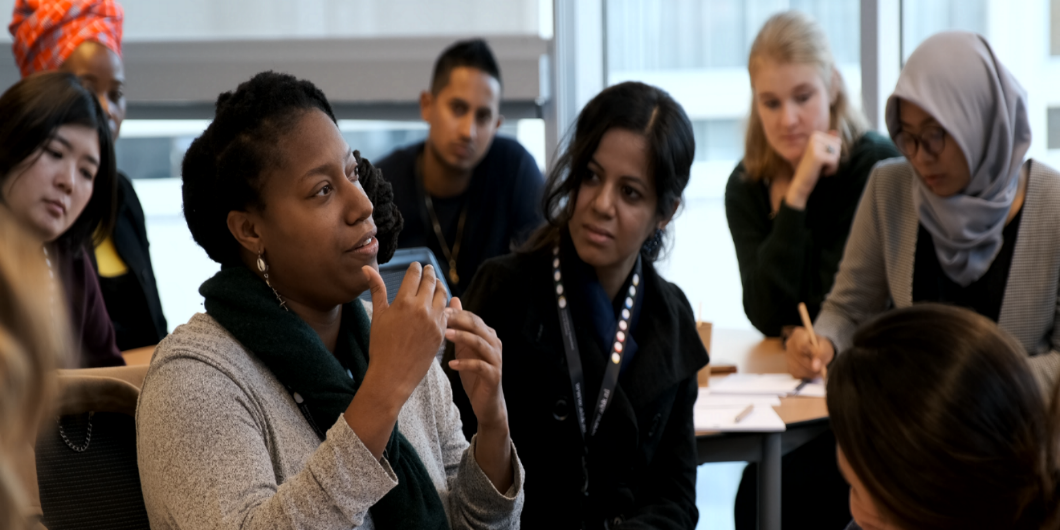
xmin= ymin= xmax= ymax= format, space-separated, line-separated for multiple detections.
xmin=135 ymin=71 xmax=524 ymax=530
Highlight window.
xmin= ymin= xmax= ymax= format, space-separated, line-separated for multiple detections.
xmin=1053 ymin=0 xmax=1060 ymax=56
xmin=1048 ymin=108 xmax=1060 ymax=150
xmin=692 ymin=119 xmax=743 ymax=162
xmin=901 ymin=0 xmax=987 ymax=63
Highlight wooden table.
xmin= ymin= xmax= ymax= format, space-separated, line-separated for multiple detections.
xmin=121 ymin=346 xmax=155 ymax=366
xmin=696 ymin=328 xmax=828 ymax=530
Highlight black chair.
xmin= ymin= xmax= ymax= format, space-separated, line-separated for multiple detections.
xmin=35 ymin=366 xmax=150 ymax=530
xmin=359 ymin=247 xmax=451 ymax=305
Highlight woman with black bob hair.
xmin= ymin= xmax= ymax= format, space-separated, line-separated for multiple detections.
xmin=0 ymin=71 xmax=121 ymax=368
xmin=829 ymin=304 xmax=1060 ymax=529
xmin=447 ymin=81 xmax=709 ymax=528
xmin=136 ymin=71 xmax=524 ymax=529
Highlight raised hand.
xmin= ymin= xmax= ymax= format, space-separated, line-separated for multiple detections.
xmin=362 ymin=262 xmax=448 ymax=406
xmin=446 ymin=297 xmax=506 ymax=428
xmin=343 ymin=263 xmax=448 ymax=459
xmin=446 ymin=297 xmax=513 ymax=492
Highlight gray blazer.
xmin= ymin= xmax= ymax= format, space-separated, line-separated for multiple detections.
xmin=816 ymin=158 xmax=1060 ymax=390
xmin=136 ymin=305 xmax=524 ymax=530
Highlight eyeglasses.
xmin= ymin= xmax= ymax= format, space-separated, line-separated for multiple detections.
xmin=893 ymin=126 xmax=947 ymax=158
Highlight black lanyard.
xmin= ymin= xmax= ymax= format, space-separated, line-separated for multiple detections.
xmin=551 ymin=243 xmax=642 ymax=443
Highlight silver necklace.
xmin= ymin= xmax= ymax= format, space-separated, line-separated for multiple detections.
xmin=57 ymin=412 xmax=94 ymax=452
xmin=46 ymin=246 xmax=95 ymax=453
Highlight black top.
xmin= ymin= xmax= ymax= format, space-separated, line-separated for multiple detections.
xmin=56 ymin=246 xmax=123 ymax=367
xmin=725 ymin=131 xmax=901 ymax=336
xmin=445 ymin=240 xmax=708 ymax=529
xmin=89 ymin=172 xmax=168 ymax=350
xmin=374 ymin=137 xmax=545 ymax=297
xmin=913 ymin=207 xmax=1024 ymax=322
xmin=98 ymin=272 xmax=157 ymax=349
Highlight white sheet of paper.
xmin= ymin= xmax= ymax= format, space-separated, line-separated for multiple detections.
xmin=794 ymin=379 xmax=826 ymax=398
xmin=709 ymin=373 xmax=802 ymax=396
xmin=694 ymin=404 xmax=786 ymax=432
xmin=696 ymin=387 xmax=781 ymax=407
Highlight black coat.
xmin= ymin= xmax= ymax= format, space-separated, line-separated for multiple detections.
xmin=89 ymin=173 xmax=167 ymax=349
xmin=447 ymin=244 xmax=709 ymax=530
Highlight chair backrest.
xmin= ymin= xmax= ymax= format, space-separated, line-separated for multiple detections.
xmin=35 ymin=365 xmax=150 ymax=530
xmin=358 ymin=247 xmax=451 ymax=305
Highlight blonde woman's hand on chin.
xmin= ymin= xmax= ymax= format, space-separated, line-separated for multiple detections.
xmin=446 ymin=297 xmax=514 ymax=491
xmin=343 ymin=263 xmax=449 ymax=459
xmin=785 ymin=326 xmax=835 ymax=379
xmin=785 ymin=130 xmax=841 ymax=210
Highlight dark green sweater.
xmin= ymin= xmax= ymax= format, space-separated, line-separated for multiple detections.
xmin=724 ymin=131 xmax=900 ymax=336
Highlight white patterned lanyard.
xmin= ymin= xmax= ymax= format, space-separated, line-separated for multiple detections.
xmin=552 ymin=243 xmax=641 ymax=493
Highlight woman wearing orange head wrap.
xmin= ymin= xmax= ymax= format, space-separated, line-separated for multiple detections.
xmin=10 ymin=0 xmax=169 ymax=354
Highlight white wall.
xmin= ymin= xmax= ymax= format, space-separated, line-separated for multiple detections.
xmin=0 ymin=0 xmax=546 ymax=41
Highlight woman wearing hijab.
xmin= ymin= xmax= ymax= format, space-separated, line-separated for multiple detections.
xmin=10 ymin=0 xmax=169 ymax=351
xmin=786 ymin=31 xmax=1060 ymax=390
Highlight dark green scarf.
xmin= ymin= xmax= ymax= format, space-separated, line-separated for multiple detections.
xmin=200 ymin=266 xmax=449 ymax=530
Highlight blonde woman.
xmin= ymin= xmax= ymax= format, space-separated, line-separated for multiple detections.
xmin=0 ymin=211 xmax=66 ymax=530
xmin=724 ymin=11 xmax=899 ymax=529
xmin=725 ymin=11 xmax=899 ymax=337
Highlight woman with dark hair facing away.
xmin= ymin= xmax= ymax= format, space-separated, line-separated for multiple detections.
xmin=10 ymin=0 xmax=169 ymax=351
xmin=830 ymin=303 xmax=1060 ymax=530
xmin=787 ymin=32 xmax=1060 ymax=392
xmin=0 ymin=71 xmax=121 ymax=368
xmin=135 ymin=71 xmax=523 ymax=529
xmin=446 ymin=81 xmax=708 ymax=529
xmin=725 ymin=11 xmax=899 ymax=337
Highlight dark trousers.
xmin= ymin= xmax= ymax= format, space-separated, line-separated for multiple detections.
xmin=734 ymin=428 xmax=852 ymax=530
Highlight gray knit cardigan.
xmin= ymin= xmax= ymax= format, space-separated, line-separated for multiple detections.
xmin=136 ymin=304 xmax=524 ymax=529
xmin=816 ymin=158 xmax=1060 ymax=391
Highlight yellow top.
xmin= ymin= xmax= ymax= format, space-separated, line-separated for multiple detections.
xmin=94 ymin=235 xmax=128 ymax=277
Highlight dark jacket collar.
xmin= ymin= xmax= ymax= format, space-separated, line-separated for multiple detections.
xmin=552 ymin=237 xmax=707 ymax=410
xmin=623 ymin=258 xmax=706 ymax=400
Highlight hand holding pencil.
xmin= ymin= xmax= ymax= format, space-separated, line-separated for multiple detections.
xmin=783 ymin=302 xmax=834 ymax=379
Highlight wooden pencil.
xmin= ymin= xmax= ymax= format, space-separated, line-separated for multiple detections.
xmin=798 ymin=302 xmax=827 ymax=379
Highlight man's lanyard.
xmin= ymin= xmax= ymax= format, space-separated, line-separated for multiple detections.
xmin=551 ymin=244 xmax=642 ymax=493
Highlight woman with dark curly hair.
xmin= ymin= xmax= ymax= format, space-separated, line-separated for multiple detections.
xmin=136 ymin=71 xmax=524 ymax=530
xmin=447 ymin=81 xmax=708 ymax=529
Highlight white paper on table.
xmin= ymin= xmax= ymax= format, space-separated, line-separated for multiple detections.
xmin=694 ymin=404 xmax=786 ymax=432
xmin=696 ymin=387 xmax=781 ymax=407
xmin=709 ymin=373 xmax=802 ymax=396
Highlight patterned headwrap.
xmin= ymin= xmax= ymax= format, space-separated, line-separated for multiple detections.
xmin=9 ymin=0 xmax=124 ymax=77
